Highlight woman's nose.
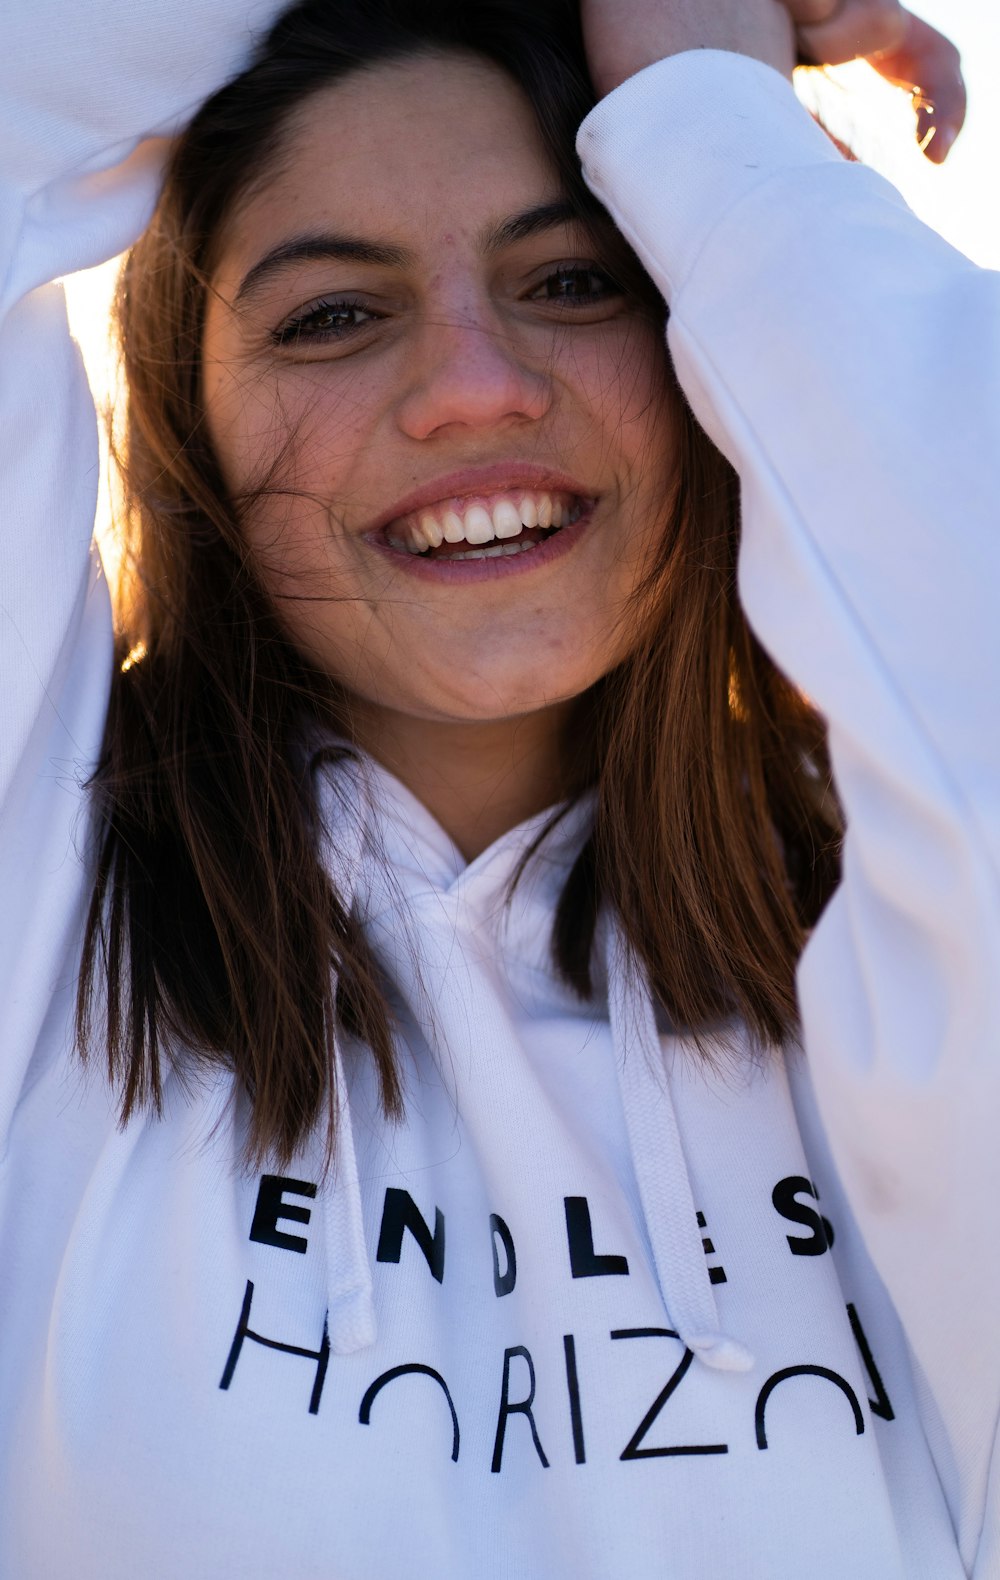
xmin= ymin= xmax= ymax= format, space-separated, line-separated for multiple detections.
xmin=394 ymin=303 xmax=552 ymax=441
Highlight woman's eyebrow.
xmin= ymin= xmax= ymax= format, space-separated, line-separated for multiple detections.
xmin=478 ymin=199 xmax=581 ymax=254
xmin=233 ymin=201 xmax=582 ymax=307
xmin=233 ymin=233 xmax=412 ymax=306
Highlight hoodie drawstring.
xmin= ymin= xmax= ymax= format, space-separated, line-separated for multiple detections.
xmin=606 ymin=926 xmax=754 ymax=1375
xmin=312 ymin=758 xmax=378 ymax=1356
xmin=317 ymin=1027 xmax=378 ymax=1355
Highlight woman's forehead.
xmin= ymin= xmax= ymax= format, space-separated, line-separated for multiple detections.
xmin=219 ymin=51 xmax=561 ymax=274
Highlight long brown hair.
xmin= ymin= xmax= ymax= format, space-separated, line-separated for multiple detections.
xmin=78 ymin=0 xmax=841 ymax=1165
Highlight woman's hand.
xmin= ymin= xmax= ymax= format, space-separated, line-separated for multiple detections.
xmin=581 ymin=0 xmax=966 ymax=162
xmin=793 ymin=2 xmax=966 ymax=163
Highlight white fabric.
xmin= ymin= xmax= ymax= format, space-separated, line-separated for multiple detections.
xmin=604 ymin=926 xmax=754 ymax=1374
xmin=0 ymin=6 xmax=997 ymax=1574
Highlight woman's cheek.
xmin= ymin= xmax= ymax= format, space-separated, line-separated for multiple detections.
xmin=249 ymin=365 xmax=383 ymax=496
xmin=207 ymin=354 xmax=384 ymax=503
xmin=565 ymin=316 xmax=673 ymax=462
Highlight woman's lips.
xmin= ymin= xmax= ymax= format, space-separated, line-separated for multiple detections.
xmin=365 ymin=463 xmax=595 ymax=538
xmin=370 ymin=494 xmax=595 ymax=582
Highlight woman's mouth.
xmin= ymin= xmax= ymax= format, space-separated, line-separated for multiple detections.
xmin=382 ymin=489 xmax=587 ymax=561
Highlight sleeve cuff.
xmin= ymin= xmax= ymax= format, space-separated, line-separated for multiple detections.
xmin=576 ymin=51 xmax=846 ymax=301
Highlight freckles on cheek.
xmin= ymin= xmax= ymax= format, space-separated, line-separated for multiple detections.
xmin=283 ymin=398 xmax=376 ymax=515
xmin=559 ymin=327 xmax=673 ymax=493
xmin=208 ymin=355 xmax=380 ymax=503
xmin=202 ymin=344 xmax=278 ymax=473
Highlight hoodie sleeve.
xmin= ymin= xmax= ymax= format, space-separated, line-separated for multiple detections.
xmin=578 ymin=50 xmax=1000 ymax=1572
xmin=0 ymin=0 xmax=287 ymax=1118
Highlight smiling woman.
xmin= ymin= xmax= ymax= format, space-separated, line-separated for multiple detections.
xmin=4 ymin=0 xmax=1000 ymax=1575
xmin=201 ymin=53 xmax=675 ymax=729
xmin=99 ymin=0 xmax=835 ymax=1167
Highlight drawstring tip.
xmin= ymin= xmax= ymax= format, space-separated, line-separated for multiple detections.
xmin=686 ymin=1332 xmax=755 ymax=1373
xmin=326 ymin=1287 xmax=378 ymax=1356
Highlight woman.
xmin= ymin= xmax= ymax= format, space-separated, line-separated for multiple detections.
xmin=0 ymin=0 xmax=992 ymax=1573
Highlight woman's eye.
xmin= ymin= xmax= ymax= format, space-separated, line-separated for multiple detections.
xmin=272 ymin=298 xmax=376 ymax=346
xmin=530 ymin=266 xmax=620 ymax=305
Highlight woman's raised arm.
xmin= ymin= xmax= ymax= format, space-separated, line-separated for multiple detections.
xmin=578 ymin=16 xmax=1000 ymax=1570
xmin=0 ymin=0 xmax=285 ymax=1122
xmin=0 ymin=0 xmax=291 ymax=786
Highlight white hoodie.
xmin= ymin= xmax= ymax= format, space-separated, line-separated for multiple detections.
xmin=1 ymin=3 xmax=999 ymax=1576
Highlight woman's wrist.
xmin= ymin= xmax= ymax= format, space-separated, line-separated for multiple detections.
xmin=580 ymin=0 xmax=966 ymax=163
xmin=580 ymin=0 xmax=796 ymax=100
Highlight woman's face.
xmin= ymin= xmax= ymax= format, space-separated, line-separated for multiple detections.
xmin=202 ymin=50 xmax=677 ymax=732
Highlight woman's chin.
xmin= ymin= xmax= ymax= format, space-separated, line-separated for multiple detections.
xmin=338 ymin=669 xmax=597 ymax=738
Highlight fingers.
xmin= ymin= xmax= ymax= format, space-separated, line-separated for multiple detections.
xmin=867 ymin=12 xmax=967 ymax=163
xmin=796 ymin=0 xmax=908 ymax=68
xmin=794 ymin=2 xmax=966 ymax=163
xmin=783 ymin=0 xmax=839 ymax=25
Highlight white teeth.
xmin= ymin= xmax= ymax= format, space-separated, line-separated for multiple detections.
xmin=443 ymin=509 xmax=466 ymax=543
xmin=418 ymin=511 xmax=444 ymax=549
xmin=447 ymin=539 xmax=539 ymax=562
xmin=389 ymin=489 xmax=584 ymax=555
xmin=463 ymin=505 xmax=495 ymax=545
xmin=491 ymin=500 xmax=522 ymax=539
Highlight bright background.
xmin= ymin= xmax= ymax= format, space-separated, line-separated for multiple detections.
xmin=64 ymin=0 xmax=1000 ymax=522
